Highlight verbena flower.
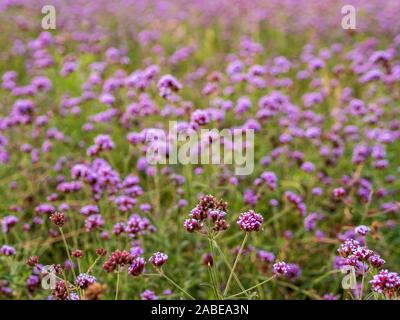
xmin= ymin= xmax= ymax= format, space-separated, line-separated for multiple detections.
xmin=237 ymin=210 xmax=263 ymax=232
xmin=149 ymin=252 xmax=168 ymax=268
xmin=76 ymin=273 xmax=97 ymax=289
xmin=128 ymin=257 xmax=146 ymax=276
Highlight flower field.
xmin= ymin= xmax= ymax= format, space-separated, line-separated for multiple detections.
xmin=0 ymin=0 xmax=399 ymax=300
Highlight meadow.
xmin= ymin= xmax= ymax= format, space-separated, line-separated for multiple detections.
xmin=0 ymin=0 xmax=399 ymax=300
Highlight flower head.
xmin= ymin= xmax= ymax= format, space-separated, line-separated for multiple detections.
xmin=75 ymin=273 xmax=97 ymax=289
xmin=237 ymin=210 xmax=263 ymax=232
xmin=128 ymin=257 xmax=146 ymax=276
xmin=49 ymin=211 xmax=65 ymax=227
xmin=273 ymin=261 xmax=288 ymax=275
xmin=140 ymin=289 xmax=158 ymax=300
xmin=149 ymin=252 xmax=168 ymax=268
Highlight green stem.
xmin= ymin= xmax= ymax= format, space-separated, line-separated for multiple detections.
xmin=223 ymin=233 xmax=248 ymax=297
xmin=160 ymin=270 xmax=195 ymax=300
xmin=86 ymin=256 xmax=101 ymax=274
xmin=359 ymin=271 xmax=366 ymax=300
xmin=227 ymin=276 xmax=276 ymax=299
xmin=208 ymin=237 xmax=221 ymax=298
xmin=207 ymin=265 xmax=221 ymax=299
xmin=213 ymin=240 xmax=249 ymax=297
xmin=115 ymin=269 xmax=121 ymax=300
xmin=59 ymin=228 xmax=76 ymax=280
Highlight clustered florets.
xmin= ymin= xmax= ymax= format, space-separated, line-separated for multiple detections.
xmin=335 ymin=237 xmax=400 ymax=297
xmin=336 ymin=238 xmax=384 ymax=274
xmin=102 ymin=250 xmax=133 ymax=272
xmin=128 ymin=257 xmax=146 ymax=276
xmin=183 ymin=195 xmax=229 ymax=233
xmin=51 ymin=280 xmax=78 ymax=300
xmin=49 ymin=211 xmax=65 ymax=227
xmin=149 ymin=252 xmax=168 ymax=268
xmin=75 ymin=273 xmax=97 ymax=289
xmin=237 ymin=210 xmax=263 ymax=232
xmin=370 ymin=270 xmax=400 ymax=297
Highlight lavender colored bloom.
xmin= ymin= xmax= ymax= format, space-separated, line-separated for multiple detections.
xmin=370 ymin=270 xmax=400 ymax=295
xmin=2 ymin=215 xmax=18 ymax=233
xmin=84 ymin=214 xmax=104 ymax=232
xmin=75 ymin=273 xmax=97 ymax=289
xmin=157 ymin=75 xmax=182 ymax=99
xmin=323 ymin=293 xmax=339 ymax=300
xmin=183 ymin=218 xmax=200 ymax=233
xmin=354 ymin=225 xmax=370 ymax=236
xmin=285 ymin=263 xmax=301 ymax=280
xmin=370 ymin=255 xmax=385 ymax=268
xmin=191 ymin=109 xmax=210 ymax=126
xmin=140 ymin=289 xmax=158 ymax=300
xmin=332 ymin=187 xmax=346 ymax=199
xmin=260 ymin=171 xmax=278 ymax=190
xmin=304 ymin=212 xmax=318 ymax=231
xmin=149 ymin=252 xmax=168 ymax=268
xmin=257 ymin=250 xmax=275 ymax=264
xmin=80 ymin=205 xmax=99 ymax=216
xmin=0 ymin=245 xmax=16 ymax=256
xmin=273 ymin=261 xmax=288 ymax=275
xmin=301 ymin=161 xmax=315 ymax=173
xmin=237 ymin=210 xmax=263 ymax=232
xmin=128 ymin=257 xmax=146 ymax=276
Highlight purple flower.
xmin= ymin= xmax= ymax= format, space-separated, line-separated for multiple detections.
xmin=157 ymin=75 xmax=182 ymax=99
xmin=191 ymin=109 xmax=210 ymax=126
xmin=370 ymin=255 xmax=385 ymax=268
xmin=285 ymin=263 xmax=301 ymax=280
xmin=75 ymin=273 xmax=97 ymax=289
xmin=149 ymin=252 xmax=168 ymax=268
xmin=183 ymin=218 xmax=200 ymax=233
xmin=84 ymin=214 xmax=104 ymax=232
xmin=260 ymin=171 xmax=278 ymax=190
xmin=273 ymin=261 xmax=288 ymax=275
xmin=140 ymin=289 xmax=158 ymax=300
xmin=0 ymin=245 xmax=16 ymax=256
xmin=257 ymin=250 xmax=275 ymax=264
xmin=323 ymin=293 xmax=339 ymax=300
xmin=2 ymin=215 xmax=18 ymax=233
xmin=80 ymin=205 xmax=99 ymax=216
xmin=332 ymin=187 xmax=346 ymax=199
xmin=94 ymin=134 xmax=115 ymax=151
xmin=354 ymin=225 xmax=370 ymax=236
xmin=237 ymin=210 xmax=263 ymax=232
xmin=370 ymin=270 xmax=400 ymax=296
xmin=128 ymin=257 xmax=146 ymax=276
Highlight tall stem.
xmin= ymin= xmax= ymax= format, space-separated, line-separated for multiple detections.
xmin=223 ymin=233 xmax=248 ymax=297
xmin=59 ymin=227 xmax=76 ymax=280
xmin=227 ymin=276 xmax=275 ymax=299
xmin=86 ymin=256 xmax=101 ymax=274
xmin=359 ymin=271 xmax=366 ymax=300
xmin=115 ymin=269 xmax=121 ymax=300
xmin=213 ymin=240 xmax=249 ymax=297
xmin=208 ymin=237 xmax=221 ymax=299
xmin=160 ymin=270 xmax=195 ymax=300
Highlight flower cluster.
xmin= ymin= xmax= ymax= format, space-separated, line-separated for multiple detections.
xmin=51 ymin=280 xmax=78 ymax=300
xmin=128 ymin=257 xmax=146 ymax=276
xmin=336 ymin=238 xmax=386 ymax=273
xmin=184 ymin=195 xmax=229 ymax=233
xmin=75 ymin=273 xmax=97 ymax=289
xmin=49 ymin=211 xmax=65 ymax=227
xmin=103 ymin=250 xmax=133 ymax=273
xmin=237 ymin=210 xmax=263 ymax=232
xmin=370 ymin=270 xmax=400 ymax=297
xmin=149 ymin=252 xmax=168 ymax=268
